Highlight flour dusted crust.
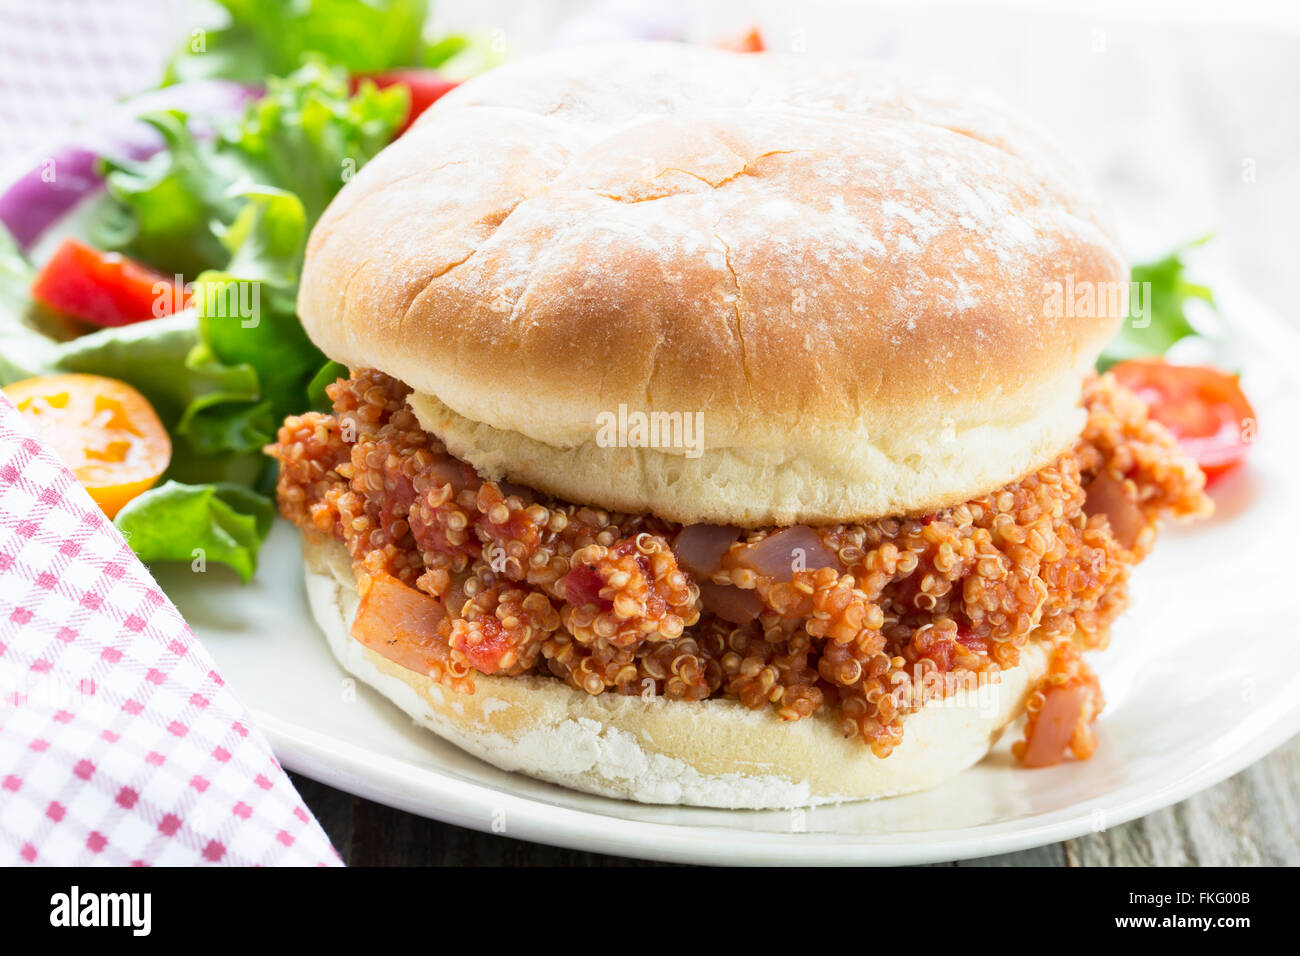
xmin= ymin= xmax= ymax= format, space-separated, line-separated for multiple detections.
xmin=304 ymin=534 xmax=1049 ymax=808
xmin=298 ymin=42 xmax=1127 ymax=526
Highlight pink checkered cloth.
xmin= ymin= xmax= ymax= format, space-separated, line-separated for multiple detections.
xmin=0 ymin=396 xmax=340 ymax=865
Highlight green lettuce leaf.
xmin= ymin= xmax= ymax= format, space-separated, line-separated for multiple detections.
xmin=113 ymin=480 xmax=274 ymax=582
xmin=47 ymin=313 xmax=252 ymax=426
xmin=1099 ymin=237 xmax=1214 ymax=371
xmin=432 ymin=32 xmax=509 ymax=80
xmin=93 ymin=112 xmax=246 ymax=278
xmin=166 ymin=0 xmax=433 ymax=84
xmin=44 ymin=311 xmax=273 ymax=465
xmin=193 ymin=186 xmax=325 ymax=432
xmin=420 ymin=34 xmax=472 ymax=69
xmin=217 ymin=60 xmax=407 ymax=223
xmin=307 ymin=359 xmax=348 ymax=411
xmin=93 ymin=61 xmax=406 ymax=281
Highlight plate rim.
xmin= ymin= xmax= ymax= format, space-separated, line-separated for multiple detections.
xmin=260 ymin=691 xmax=1300 ymax=865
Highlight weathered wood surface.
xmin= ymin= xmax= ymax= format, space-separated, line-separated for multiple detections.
xmin=291 ymin=734 xmax=1299 ymax=866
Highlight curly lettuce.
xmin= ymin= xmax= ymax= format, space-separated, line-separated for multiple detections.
xmin=90 ymin=60 xmax=403 ymax=451
xmin=93 ymin=60 xmax=405 ymax=279
xmin=165 ymin=0 xmax=451 ymax=85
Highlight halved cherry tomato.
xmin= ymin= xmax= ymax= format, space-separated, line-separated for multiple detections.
xmin=1110 ymin=359 xmax=1256 ymax=484
xmin=351 ymin=69 xmax=460 ymax=136
xmin=715 ymin=26 xmax=766 ymax=52
xmin=2 ymin=374 xmax=171 ymax=518
xmin=30 ymin=238 xmax=188 ymax=328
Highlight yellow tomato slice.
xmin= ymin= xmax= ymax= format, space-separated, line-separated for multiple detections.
xmin=2 ymin=374 xmax=171 ymax=518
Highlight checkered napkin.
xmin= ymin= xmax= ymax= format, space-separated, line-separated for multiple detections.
xmin=0 ymin=396 xmax=340 ymax=865
xmin=0 ymin=0 xmax=177 ymax=160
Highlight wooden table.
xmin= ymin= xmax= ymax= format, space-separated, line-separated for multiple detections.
xmin=291 ymin=734 xmax=1299 ymax=866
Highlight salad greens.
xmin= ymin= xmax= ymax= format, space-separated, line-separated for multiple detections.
xmin=92 ymin=111 xmax=242 ymax=279
xmin=114 ymin=481 xmax=275 ymax=584
xmin=1098 ymin=236 xmax=1213 ymax=371
xmin=190 ymin=188 xmax=319 ymax=455
xmin=1 ymin=54 xmax=408 ymax=578
xmin=165 ymin=0 xmax=465 ymax=85
xmin=106 ymin=63 xmax=401 ymax=575
xmin=93 ymin=60 xmax=406 ymax=279
xmin=1 ymin=229 xmax=84 ymax=378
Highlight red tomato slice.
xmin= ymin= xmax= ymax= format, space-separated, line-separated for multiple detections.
xmin=715 ymin=27 xmax=766 ymax=52
xmin=1110 ymin=360 xmax=1256 ymax=483
xmin=2 ymin=374 xmax=171 ymax=518
xmin=31 ymin=238 xmax=188 ymax=328
xmin=352 ymin=69 xmax=460 ymax=136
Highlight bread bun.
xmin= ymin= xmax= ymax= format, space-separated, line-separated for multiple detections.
xmin=304 ymin=533 xmax=1049 ymax=808
xmin=298 ymin=42 xmax=1126 ymax=526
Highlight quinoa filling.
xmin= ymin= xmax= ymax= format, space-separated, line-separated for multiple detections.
xmin=268 ymin=370 xmax=1210 ymax=762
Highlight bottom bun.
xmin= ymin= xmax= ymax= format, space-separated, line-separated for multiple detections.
xmin=303 ymin=533 xmax=1049 ymax=809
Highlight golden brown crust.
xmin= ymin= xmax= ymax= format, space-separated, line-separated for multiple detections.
xmin=299 ymin=43 xmax=1128 ymax=524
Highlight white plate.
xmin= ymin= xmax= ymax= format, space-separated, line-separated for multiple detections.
xmin=146 ymin=278 xmax=1300 ymax=865
xmin=5 ymin=3 xmax=1296 ymax=868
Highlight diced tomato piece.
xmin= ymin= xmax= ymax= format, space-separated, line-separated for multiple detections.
xmin=1110 ymin=360 xmax=1256 ymax=484
xmin=376 ymin=466 xmax=416 ymax=531
xmin=715 ymin=26 xmax=765 ymax=52
xmin=457 ymin=616 xmax=511 ymax=674
xmin=955 ymin=620 xmax=987 ymax=654
xmin=2 ymin=374 xmax=171 ymax=518
xmin=560 ymin=563 xmax=610 ymax=609
xmin=352 ymin=572 xmax=449 ymax=675
xmin=352 ymin=69 xmax=460 ymax=136
xmin=31 ymin=238 xmax=188 ymax=328
xmin=921 ymin=641 xmax=954 ymax=672
xmin=477 ymin=509 xmax=538 ymax=555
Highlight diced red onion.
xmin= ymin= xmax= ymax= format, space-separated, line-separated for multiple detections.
xmin=0 ymin=80 xmax=260 ymax=251
xmin=734 ymin=525 xmax=840 ymax=582
xmin=426 ymin=455 xmax=478 ymax=492
xmin=698 ymin=582 xmax=763 ymax=624
xmin=672 ymin=523 xmax=741 ymax=578
xmin=1083 ymin=471 xmax=1144 ymax=550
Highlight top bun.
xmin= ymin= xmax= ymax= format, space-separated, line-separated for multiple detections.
xmin=299 ymin=42 xmax=1127 ymax=527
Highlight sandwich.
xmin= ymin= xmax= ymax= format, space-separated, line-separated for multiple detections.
xmin=267 ymin=42 xmax=1210 ymax=808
